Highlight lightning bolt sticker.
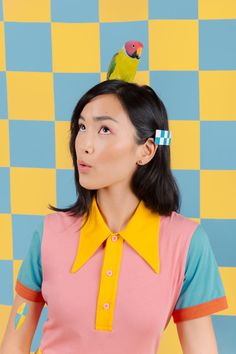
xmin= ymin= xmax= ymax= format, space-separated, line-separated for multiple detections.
xmin=15 ymin=302 xmax=29 ymax=330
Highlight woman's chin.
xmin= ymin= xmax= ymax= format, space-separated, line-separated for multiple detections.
xmin=79 ymin=180 xmax=98 ymax=190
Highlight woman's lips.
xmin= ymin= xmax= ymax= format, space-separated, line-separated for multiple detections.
xmin=78 ymin=164 xmax=92 ymax=172
xmin=78 ymin=160 xmax=92 ymax=167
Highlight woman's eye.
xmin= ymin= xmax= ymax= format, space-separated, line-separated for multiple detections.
xmin=78 ymin=123 xmax=85 ymax=131
xmin=78 ymin=124 xmax=110 ymax=134
xmin=100 ymin=126 xmax=110 ymax=134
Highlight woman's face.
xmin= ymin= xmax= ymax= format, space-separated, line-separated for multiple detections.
xmin=75 ymin=93 xmax=145 ymax=190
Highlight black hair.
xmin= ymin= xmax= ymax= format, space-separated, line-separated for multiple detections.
xmin=48 ymin=79 xmax=181 ymax=229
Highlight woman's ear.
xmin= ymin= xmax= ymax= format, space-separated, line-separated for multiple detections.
xmin=138 ymin=138 xmax=158 ymax=165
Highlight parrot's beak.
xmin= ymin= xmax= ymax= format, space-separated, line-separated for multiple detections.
xmin=136 ymin=46 xmax=143 ymax=59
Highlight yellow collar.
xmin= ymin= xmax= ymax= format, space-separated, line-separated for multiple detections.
xmin=70 ymin=196 xmax=161 ymax=274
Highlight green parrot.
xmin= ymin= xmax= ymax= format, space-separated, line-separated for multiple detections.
xmin=107 ymin=40 xmax=144 ymax=82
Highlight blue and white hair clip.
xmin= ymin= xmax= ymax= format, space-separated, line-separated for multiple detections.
xmin=155 ymin=129 xmax=171 ymax=146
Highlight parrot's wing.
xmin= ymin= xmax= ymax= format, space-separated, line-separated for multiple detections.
xmin=107 ymin=52 xmax=118 ymax=80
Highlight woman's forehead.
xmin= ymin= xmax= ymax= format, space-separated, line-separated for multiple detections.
xmin=81 ymin=94 xmax=128 ymax=122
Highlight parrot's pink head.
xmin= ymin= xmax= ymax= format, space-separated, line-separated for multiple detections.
xmin=124 ymin=40 xmax=144 ymax=59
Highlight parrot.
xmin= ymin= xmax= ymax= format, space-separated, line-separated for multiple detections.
xmin=107 ymin=40 xmax=144 ymax=82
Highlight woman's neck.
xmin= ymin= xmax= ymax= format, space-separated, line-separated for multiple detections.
xmin=95 ymin=191 xmax=141 ymax=233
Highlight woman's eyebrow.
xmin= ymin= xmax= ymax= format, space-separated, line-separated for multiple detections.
xmin=78 ymin=115 xmax=118 ymax=123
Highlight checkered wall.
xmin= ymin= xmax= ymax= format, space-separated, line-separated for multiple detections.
xmin=0 ymin=1 xmax=235 ymax=353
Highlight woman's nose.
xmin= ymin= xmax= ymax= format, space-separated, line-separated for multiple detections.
xmin=80 ymin=136 xmax=94 ymax=153
xmin=84 ymin=146 xmax=93 ymax=153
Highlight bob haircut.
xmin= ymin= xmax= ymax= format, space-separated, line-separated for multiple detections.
xmin=48 ymin=79 xmax=181 ymax=230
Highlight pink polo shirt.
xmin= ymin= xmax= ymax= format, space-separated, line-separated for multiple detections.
xmin=15 ymin=196 xmax=228 ymax=353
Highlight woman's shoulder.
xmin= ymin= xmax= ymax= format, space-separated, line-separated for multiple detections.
xmin=44 ymin=210 xmax=83 ymax=234
xmin=160 ymin=211 xmax=206 ymax=261
xmin=161 ymin=210 xmax=200 ymax=235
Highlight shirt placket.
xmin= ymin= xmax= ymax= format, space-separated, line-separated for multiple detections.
xmin=95 ymin=233 xmax=124 ymax=331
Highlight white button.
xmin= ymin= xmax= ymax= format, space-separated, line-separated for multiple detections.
xmin=106 ymin=270 xmax=113 ymax=276
xmin=111 ymin=235 xmax=118 ymax=242
xmin=103 ymin=303 xmax=110 ymax=310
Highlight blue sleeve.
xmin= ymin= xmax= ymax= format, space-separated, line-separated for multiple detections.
xmin=172 ymin=224 xmax=228 ymax=322
xmin=15 ymin=217 xmax=45 ymax=302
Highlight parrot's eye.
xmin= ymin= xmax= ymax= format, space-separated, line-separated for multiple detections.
xmin=132 ymin=44 xmax=135 ymax=47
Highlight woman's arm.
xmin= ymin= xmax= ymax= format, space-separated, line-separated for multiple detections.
xmin=0 ymin=294 xmax=45 ymax=354
xmin=176 ymin=315 xmax=218 ymax=354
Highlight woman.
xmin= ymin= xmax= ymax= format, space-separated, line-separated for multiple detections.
xmin=0 ymin=80 xmax=228 ymax=354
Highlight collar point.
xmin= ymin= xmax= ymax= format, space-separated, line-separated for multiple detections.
xmin=152 ymin=264 xmax=160 ymax=274
xmin=70 ymin=264 xmax=79 ymax=273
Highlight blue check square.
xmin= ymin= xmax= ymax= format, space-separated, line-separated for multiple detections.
xmin=56 ymin=169 xmax=77 ymax=208
xmin=51 ymin=0 xmax=99 ymax=22
xmin=173 ymin=169 xmax=200 ymax=218
xmin=150 ymin=71 xmax=199 ymax=120
xmin=201 ymin=121 xmax=236 ymax=169
xmin=149 ymin=0 xmax=198 ymax=19
xmin=0 ymin=167 xmax=10 ymax=213
xmin=200 ymin=19 xmax=236 ymax=70
xmin=5 ymin=22 xmax=52 ymax=71
xmin=0 ymin=260 xmax=13 ymax=305
xmin=54 ymin=73 xmax=100 ymax=121
xmin=0 ymin=72 xmax=8 ymax=119
xmin=9 ymin=121 xmax=55 ymax=168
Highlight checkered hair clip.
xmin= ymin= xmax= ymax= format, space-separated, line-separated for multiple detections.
xmin=155 ymin=129 xmax=171 ymax=146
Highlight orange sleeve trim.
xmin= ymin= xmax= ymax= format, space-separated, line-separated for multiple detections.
xmin=15 ymin=279 xmax=45 ymax=303
xmin=173 ymin=296 xmax=228 ymax=323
